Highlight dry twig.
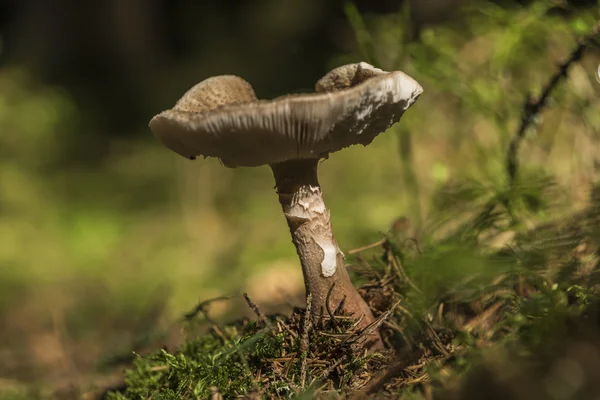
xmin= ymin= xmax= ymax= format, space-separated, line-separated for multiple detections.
xmin=243 ymin=292 xmax=268 ymax=327
xmin=299 ymin=293 xmax=313 ymax=388
xmin=325 ymin=283 xmax=342 ymax=332
xmin=183 ymin=294 xmax=236 ymax=321
xmin=348 ymin=238 xmax=388 ymax=254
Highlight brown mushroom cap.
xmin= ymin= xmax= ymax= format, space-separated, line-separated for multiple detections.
xmin=149 ymin=62 xmax=423 ymax=168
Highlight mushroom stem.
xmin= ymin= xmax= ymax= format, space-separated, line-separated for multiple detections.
xmin=270 ymin=159 xmax=381 ymax=346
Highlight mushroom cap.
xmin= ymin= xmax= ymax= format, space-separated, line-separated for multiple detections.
xmin=149 ymin=62 xmax=423 ymax=167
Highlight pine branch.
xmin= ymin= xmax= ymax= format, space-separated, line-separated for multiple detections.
xmin=506 ymin=21 xmax=600 ymax=186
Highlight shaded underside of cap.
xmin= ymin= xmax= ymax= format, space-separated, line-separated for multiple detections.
xmin=149 ymin=63 xmax=423 ymax=168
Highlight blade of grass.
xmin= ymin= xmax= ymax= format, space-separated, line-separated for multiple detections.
xmin=343 ymin=2 xmax=380 ymax=66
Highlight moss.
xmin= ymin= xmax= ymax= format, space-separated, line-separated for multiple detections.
xmin=106 ymin=322 xmax=279 ymax=399
xmin=108 ymin=299 xmax=395 ymax=399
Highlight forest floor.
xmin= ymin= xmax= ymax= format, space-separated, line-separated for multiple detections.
xmin=91 ymin=187 xmax=600 ymax=400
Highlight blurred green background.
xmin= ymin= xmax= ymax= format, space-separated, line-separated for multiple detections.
xmin=0 ymin=0 xmax=599 ymax=396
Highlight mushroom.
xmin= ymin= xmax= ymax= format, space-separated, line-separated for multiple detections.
xmin=150 ymin=62 xmax=422 ymax=346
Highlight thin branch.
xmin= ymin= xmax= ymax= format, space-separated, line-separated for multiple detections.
xmin=507 ymin=22 xmax=600 ymax=186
